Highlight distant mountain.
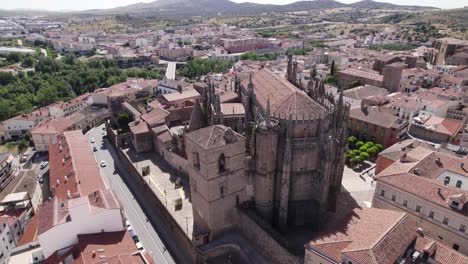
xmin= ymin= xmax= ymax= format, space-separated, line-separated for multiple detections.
xmin=0 ymin=0 xmax=439 ymax=17
xmin=98 ymin=0 xmax=438 ymax=16
xmin=348 ymin=0 xmax=433 ymax=10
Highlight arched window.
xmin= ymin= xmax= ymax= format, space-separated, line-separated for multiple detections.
xmin=219 ymin=154 xmax=226 ymax=173
xmin=456 ymin=180 xmax=462 ymax=188
xmin=444 ymin=176 xmax=450 ymax=185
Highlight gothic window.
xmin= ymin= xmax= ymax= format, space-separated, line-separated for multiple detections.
xmin=456 ymin=180 xmax=462 ymax=188
xmin=219 ymin=154 xmax=226 ymax=173
xmin=193 ymin=152 xmax=200 ymax=170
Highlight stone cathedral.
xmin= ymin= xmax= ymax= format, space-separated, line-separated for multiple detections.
xmin=185 ymin=57 xmax=350 ymax=242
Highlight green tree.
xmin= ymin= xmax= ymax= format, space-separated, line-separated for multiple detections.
xmin=349 ymin=80 xmax=362 ymax=89
xmin=359 ymin=152 xmax=370 ymax=161
xmin=367 ymin=146 xmax=378 ymax=156
xmin=348 ymin=136 xmax=357 ymax=146
xmin=355 ymin=141 xmax=365 ymax=148
xmin=359 ymin=146 xmax=368 ymax=152
xmin=21 ymin=56 xmax=35 ymax=68
xmin=117 ymin=112 xmax=130 ymax=131
xmin=375 ymin=144 xmax=384 ymax=152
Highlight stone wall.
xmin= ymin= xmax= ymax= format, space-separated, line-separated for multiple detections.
xmin=114 ymin=146 xmax=197 ymax=263
xmin=235 ymin=208 xmax=303 ymax=264
xmin=162 ymin=148 xmax=189 ymax=176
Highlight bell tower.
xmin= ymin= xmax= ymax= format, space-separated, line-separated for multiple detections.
xmin=185 ymin=125 xmax=247 ymax=242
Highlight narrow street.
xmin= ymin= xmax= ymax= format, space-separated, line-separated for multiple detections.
xmin=87 ymin=125 xmax=190 ymax=264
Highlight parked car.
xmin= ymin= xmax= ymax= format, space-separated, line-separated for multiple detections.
xmin=20 ymin=154 xmax=28 ymax=163
xmin=93 ymin=146 xmax=97 ymax=152
xmin=136 ymin=242 xmax=144 ymax=252
xmin=100 ymin=160 xmax=106 ymax=167
xmin=39 ymin=161 xmax=49 ymax=169
xmin=90 ymin=138 xmax=95 ymax=143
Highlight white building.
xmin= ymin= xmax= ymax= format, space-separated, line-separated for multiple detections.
xmin=37 ymin=189 xmax=123 ymax=258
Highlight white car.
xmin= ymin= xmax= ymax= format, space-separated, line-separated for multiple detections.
xmin=126 ymin=220 xmax=132 ymax=230
xmin=100 ymin=160 xmax=107 ymax=167
xmin=136 ymin=242 xmax=144 ymax=252
xmin=90 ymin=138 xmax=95 ymax=143
xmin=39 ymin=161 xmax=49 ymax=169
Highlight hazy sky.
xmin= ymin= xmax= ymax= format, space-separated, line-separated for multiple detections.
xmin=1 ymin=0 xmax=466 ymax=11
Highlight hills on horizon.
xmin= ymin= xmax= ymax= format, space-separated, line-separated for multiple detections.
xmin=0 ymin=0 xmax=441 ymax=17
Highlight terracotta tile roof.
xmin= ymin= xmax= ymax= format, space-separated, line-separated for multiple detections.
xmin=414 ymin=233 xmax=468 ymax=264
xmin=378 ymin=173 xmax=467 ymax=216
xmin=48 ymin=131 xmax=105 ymax=201
xmin=343 ymin=85 xmax=388 ymax=100
xmin=220 ymin=103 xmax=245 ymax=116
xmin=87 ymin=189 xmax=120 ymax=214
xmin=129 ymin=121 xmax=150 ymax=135
xmin=37 ymin=198 xmax=70 ymax=235
xmin=141 ymin=106 xmax=169 ymax=127
xmin=241 ymin=68 xmax=327 ymax=119
xmin=73 ymin=231 xmax=150 ymax=264
xmin=418 ymin=116 xmax=463 ymax=137
xmin=307 ymin=208 xmax=417 ymax=264
xmin=378 ymin=139 xmax=435 ymax=162
xmin=31 ymin=117 xmax=75 ymax=135
xmin=411 ymin=151 xmax=468 ymax=181
xmin=17 ymin=214 xmax=39 ymax=246
xmin=160 ymin=88 xmax=200 ymax=102
xmin=186 ymin=125 xmax=244 ymax=150
xmin=350 ymin=106 xmax=398 ymax=128
xmin=339 ymin=68 xmax=384 ymax=82
xmin=219 ymin=91 xmax=239 ymax=103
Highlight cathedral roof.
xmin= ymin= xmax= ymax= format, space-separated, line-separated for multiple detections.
xmin=186 ymin=125 xmax=244 ymax=150
xmin=241 ymin=68 xmax=327 ymax=120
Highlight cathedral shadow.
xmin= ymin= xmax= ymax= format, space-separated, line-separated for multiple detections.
xmin=283 ymin=185 xmax=362 ymax=252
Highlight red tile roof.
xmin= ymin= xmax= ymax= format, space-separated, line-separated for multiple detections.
xmin=307 ymin=208 xmax=418 ymax=264
xmin=32 ymin=117 xmax=75 ymax=135
xmin=72 ymin=231 xmax=151 ymax=264
xmin=48 ymin=131 xmax=105 ymax=201
xmin=241 ymin=68 xmax=327 ymax=119
xmin=17 ymin=214 xmax=39 ymax=246
xmin=379 ymin=173 xmax=467 ymax=216
xmin=414 ymin=233 xmax=468 ymax=264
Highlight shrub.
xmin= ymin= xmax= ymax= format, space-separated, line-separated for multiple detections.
xmin=351 ymin=149 xmax=361 ymax=156
xmin=359 ymin=152 xmax=370 ymax=160
xmin=365 ymin=141 xmax=374 ymax=148
xmin=367 ymin=146 xmax=378 ymax=156
xmin=348 ymin=136 xmax=357 ymax=146
xmin=355 ymin=141 xmax=364 ymax=148
xmin=345 ymin=152 xmax=356 ymax=160
xmin=359 ymin=146 xmax=368 ymax=152
xmin=375 ymin=144 xmax=384 ymax=152
xmin=351 ymin=156 xmax=364 ymax=165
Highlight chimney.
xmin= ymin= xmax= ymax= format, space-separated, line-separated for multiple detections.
xmin=417 ymin=227 xmax=424 ymax=236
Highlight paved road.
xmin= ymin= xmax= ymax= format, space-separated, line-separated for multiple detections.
xmin=87 ymin=126 xmax=188 ymax=264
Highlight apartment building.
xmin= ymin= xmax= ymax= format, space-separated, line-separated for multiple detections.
xmin=373 ymin=146 xmax=468 ymax=255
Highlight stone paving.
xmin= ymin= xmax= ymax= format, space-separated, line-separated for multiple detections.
xmin=123 ymin=148 xmax=194 ymax=239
